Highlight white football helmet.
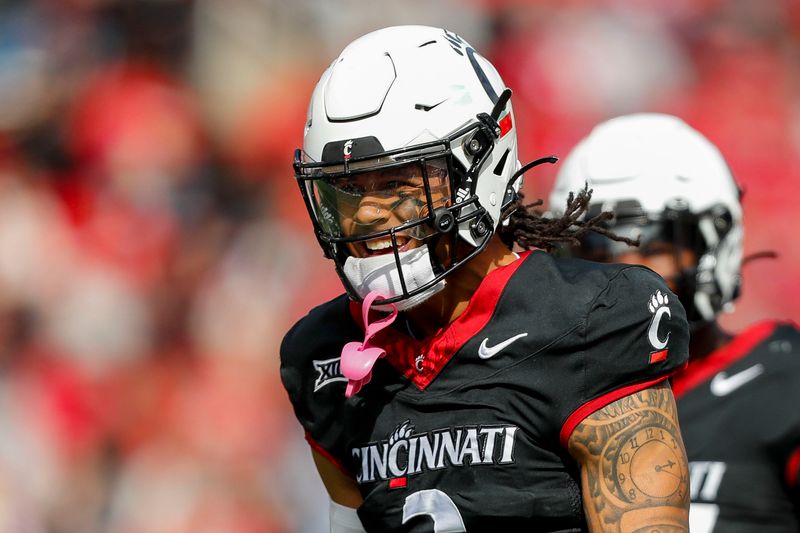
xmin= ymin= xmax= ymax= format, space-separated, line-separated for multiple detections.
xmin=550 ymin=113 xmax=743 ymax=324
xmin=294 ymin=25 xmax=522 ymax=309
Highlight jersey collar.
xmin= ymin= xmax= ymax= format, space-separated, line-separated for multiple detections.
xmin=349 ymin=251 xmax=530 ymax=390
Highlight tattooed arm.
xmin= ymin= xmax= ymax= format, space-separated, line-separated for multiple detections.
xmin=567 ymin=381 xmax=690 ymax=532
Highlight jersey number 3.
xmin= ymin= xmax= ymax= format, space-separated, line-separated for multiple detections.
xmin=402 ymin=489 xmax=466 ymax=532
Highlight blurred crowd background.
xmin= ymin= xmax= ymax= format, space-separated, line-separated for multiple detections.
xmin=0 ymin=0 xmax=797 ymax=531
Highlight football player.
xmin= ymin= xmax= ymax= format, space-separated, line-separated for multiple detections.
xmin=281 ymin=27 xmax=691 ymax=532
xmin=550 ymin=113 xmax=800 ymax=532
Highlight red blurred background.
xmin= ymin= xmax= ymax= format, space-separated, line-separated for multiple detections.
xmin=0 ymin=1 xmax=796 ymax=531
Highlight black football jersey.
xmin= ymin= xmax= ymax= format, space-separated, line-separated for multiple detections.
xmin=281 ymin=251 xmax=689 ymax=532
xmin=672 ymin=321 xmax=800 ymax=533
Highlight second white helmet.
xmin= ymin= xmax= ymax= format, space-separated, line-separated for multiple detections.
xmin=550 ymin=113 xmax=743 ymax=324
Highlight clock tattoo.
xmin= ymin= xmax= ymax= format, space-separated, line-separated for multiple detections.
xmin=568 ymin=382 xmax=690 ymax=532
xmin=613 ymin=425 xmax=688 ymax=501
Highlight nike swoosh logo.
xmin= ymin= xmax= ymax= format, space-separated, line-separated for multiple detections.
xmin=710 ymin=364 xmax=764 ymax=396
xmin=478 ymin=333 xmax=528 ymax=360
xmin=414 ymin=98 xmax=448 ymax=112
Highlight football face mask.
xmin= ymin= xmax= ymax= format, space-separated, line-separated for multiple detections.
xmin=296 ymin=150 xmax=474 ymax=310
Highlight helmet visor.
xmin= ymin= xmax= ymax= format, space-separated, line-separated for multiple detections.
xmin=309 ymin=158 xmax=452 ymax=246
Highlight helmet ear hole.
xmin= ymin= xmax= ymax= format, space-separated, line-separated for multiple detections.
xmin=493 ymin=149 xmax=510 ymax=176
xmin=713 ymin=208 xmax=732 ymax=234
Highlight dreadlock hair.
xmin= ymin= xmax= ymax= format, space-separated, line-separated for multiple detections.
xmin=497 ymin=184 xmax=640 ymax=252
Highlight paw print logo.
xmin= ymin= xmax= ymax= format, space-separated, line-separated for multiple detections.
xmin=647 ymin=290 xmax=672 ymax=351
xmin=388 ymin=421 xmax=415 ymax=446
xmin=648 ymin=290 xmax=669 ymax=314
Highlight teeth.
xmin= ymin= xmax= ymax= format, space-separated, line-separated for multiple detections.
xmin=365 ymin=237 xmax=407 ymax=251
xmin=366 ymin=239 xmax=392 ymax=251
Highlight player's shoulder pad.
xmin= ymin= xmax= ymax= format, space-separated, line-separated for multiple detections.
xmin=771 ymin=321 xmax=800 ymax=347
xmin=280 ymin=293 xmax=360 ymax=395
xmin=748 ymin=322 xmax=800 ymax=450
xmin=280 ymin=294 xmax=362 ymax=455
xmin=583 ymin=264 xmax=690 ymax=387
xmin=280 ymin=294 xmax=356 ymax=366
xmin=503 ymin=252 xmax=655 ymax=337
xmin=503 ymin=254 xmax=689 ymax=446
xmin=763 ymin=321 xmax=800 ymax=368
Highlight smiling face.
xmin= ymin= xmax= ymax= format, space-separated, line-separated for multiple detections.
xmin=313 ymin=159 xmax=452 ymax=258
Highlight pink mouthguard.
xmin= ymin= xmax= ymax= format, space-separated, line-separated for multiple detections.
xmin=340 ymin=291 xmax=398 ymax=397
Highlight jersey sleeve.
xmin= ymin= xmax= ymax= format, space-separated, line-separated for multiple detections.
xmin=280 ymin=297 xmax=360 ymax=474
xmin=559 ymin=266 xmax=690 ymax=447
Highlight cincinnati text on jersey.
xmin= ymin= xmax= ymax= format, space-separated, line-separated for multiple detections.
xmin=351 ymin=421 xmax=519 ymax=484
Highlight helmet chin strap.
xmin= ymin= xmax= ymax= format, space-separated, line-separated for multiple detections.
xmin=342 ymin=245 xmax=446 ymax=312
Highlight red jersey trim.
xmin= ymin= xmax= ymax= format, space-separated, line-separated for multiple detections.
xmin=559 ymin=374 xmax=672 ymax=449
xmin=349 ymin=251 xmax=531 ymax=391
xmin=786 ymin=446 xmax=800 ymax=489
xmin=671 ymin=321 xmax=779 ymax=399
xmin=305 ymin=431 xmax=352 ymax=478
